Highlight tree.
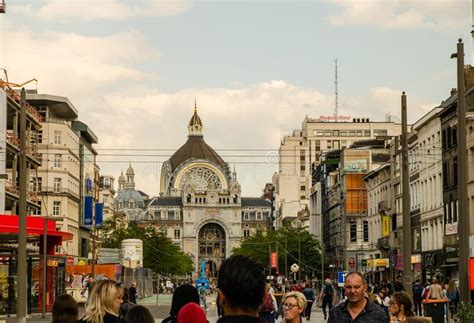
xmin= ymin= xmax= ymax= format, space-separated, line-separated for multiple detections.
xmin=98 ymin=219 xmax=193 ymax=274
xmin=232 ymin=224 xmax=321 ymax=279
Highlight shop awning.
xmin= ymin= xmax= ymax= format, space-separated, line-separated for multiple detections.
xmin=0 ymin=215 xmax=73 ymax=243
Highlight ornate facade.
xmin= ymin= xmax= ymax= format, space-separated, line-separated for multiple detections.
xmin=141 ymin=105 xmax=271 ymax=275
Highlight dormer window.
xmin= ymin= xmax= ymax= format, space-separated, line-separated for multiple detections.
xmin=129 ymin=199 xmax=135 ymax=208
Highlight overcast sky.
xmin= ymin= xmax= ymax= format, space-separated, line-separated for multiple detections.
xmin=1 ymin=0 xmax=471 ymax=196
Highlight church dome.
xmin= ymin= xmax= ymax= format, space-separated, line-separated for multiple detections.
xmin=169 ymin=136 xmax=226 ymax=172
xmin=169 ymin=103 xmax=226 ymax=172
xmin=115 ymin=189 xmax=145 ymax=208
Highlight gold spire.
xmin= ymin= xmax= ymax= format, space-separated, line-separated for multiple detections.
xmin=194 ymin=98 xmax=197 ymax=112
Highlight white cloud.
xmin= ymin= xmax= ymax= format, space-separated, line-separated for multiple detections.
xmin=325 ymin=0 xmax=469 ymax=31
xmin=10 ymin=0 xmax=192 ymax=21
xmin=2 ymin=21 xmax=158 ymax=95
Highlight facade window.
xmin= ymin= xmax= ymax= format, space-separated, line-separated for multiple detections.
xmin=129 ymin=199 xmax=135 ymax=208
xmin=324 ymin=130 xmax=332 ymax=137
xmin=315 ymin=140 xmax=321 ymax=151
xmin=300 ymin=185 xmax=306 ymax=191
xmin=364 ymin=130 xmax=371 ymax=137
xmin=341 ymin=140 xmax=347 ymax=148
xmin=453 ymin=158 xmax=458 ymax=186
xmin=348 ymin=130 xmax=355 ymax=136
xmin=350 ymin=221 xmax=357 ymax=242
xmin=53 ymin=178 xmax=61 ymax=193
xmin=333 ymin=140 xmax=340 ymax=149
xmin=32 ymin=177 xmax=42 ymax=192
xmin=174 ymin=229 xmax=181 ymax=239
xmin=53 ymin=201 xmax=61 ymax=216
xmin=374 ymin=129 xmax=388 ymax=137
xmin=363 ymin=221 xmax=369 ymax=242
xmin=154 ymin=210 xmax=161 ymax=220
xmin=256 ymin=212 xmax=262 ymax=221
xmin=168 ymin=211 xmax=175 ymax=220
xmin=54 ymin=130 xmax=62 ymax=145
xmin=37 ymin=130 xmax=43 ymax=143
xmin=333 ymin=130 xmax=339 ymax=136
xmin=54 ymin=154 xmax=62 ymax=168
xmin=244 ymin=212 xmax=249 ymax=221
xmin=356 ymin=130 xmax=363 ymax=137
xmin=340 ymin=130 xmax=347 ymax=136
xmin=243 ymin=229 xmax=250 ymax=238
xmin=327 ymin=140 xmax=332 ymax=149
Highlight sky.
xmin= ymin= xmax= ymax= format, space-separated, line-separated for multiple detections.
xmin=1 ymin=0 xmax=472 ymax=197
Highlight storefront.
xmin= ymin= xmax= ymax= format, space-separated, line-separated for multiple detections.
xmin=0 ymin=215 xmax=72 ymax=314
xmin=421 ymin=250 xmax=444 ymax=283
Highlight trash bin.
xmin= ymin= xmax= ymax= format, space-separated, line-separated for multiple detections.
xmin=422 ymin=299 xmax=448 ymax=323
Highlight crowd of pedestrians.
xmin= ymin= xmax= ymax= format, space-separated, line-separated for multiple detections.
xmin=51 ymin=257 xmax=458 ymax=323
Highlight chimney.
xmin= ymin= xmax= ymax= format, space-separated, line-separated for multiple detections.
xmin=451 ymin=88 xmax=457 ymax=96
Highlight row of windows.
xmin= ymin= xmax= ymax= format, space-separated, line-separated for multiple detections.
xmin=149 ymin=210 xmax=181 ymax=221
xmin=313 ymin=129 xmax=387 ymax=138
xmin=242 ymin=211 xmax=270 ymax=221
xmin=350 ymin=220 xmax=369 ymax=242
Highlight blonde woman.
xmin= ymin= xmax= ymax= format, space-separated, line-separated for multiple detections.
xmin=78 ymin=280 xmax=127 ymax=323
xmin=282 ymin=291 xmax=306 ymax=323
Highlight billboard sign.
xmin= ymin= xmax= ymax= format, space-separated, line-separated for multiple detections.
xmin=343 ymin=159 xmax=367 ymax=173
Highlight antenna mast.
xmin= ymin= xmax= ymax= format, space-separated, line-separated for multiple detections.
xmin=334 ymin=58 xmax=339 ymax=122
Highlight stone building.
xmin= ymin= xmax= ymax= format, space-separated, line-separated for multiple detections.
xmin=140 ymin=105 xmax=271 ymax=276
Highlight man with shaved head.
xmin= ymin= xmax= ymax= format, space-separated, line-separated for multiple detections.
xmin=328 ymin=271 xmax=389 ymax=322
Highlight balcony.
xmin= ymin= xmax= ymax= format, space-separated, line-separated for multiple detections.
xmin=5 ymin=180 xmax=19 ymax=196
xmin=26 ymin=144 xmax=42 ymax=165
xmin=378 ymin=200 xmax=391 ymax=213
xmin=6 ymin=131 xmax=20 ymax=150
xmin=377 ymin=236 xmax=390 ymax=250
xmin=5 ymin=88 xmax=44 ymax=124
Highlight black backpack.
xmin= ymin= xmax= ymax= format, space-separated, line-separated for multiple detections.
xmin=323 ymin=284 xmax=333 ymax=298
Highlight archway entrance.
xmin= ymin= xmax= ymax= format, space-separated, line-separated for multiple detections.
xmin=198 ymin=223 xmax=226 ymax=278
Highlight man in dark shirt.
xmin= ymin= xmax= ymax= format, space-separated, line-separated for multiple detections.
xmin=217 ymin=255 xmax=265 ymax=323
xmin=328 ymin=271 xmax=389 ymax=323
xmin=302 ymin=282 xmax=315 ymax=320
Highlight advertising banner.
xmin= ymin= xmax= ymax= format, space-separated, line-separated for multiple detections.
xmin=382 ymin=216 xmax=390 ymax=237
xmin=270 ymin=252 xmax=278 ymax=268
xmin=84 ymin=196 xmax=93 ymax=226
xmin=95 ymin=203 xmax=104 ymax=226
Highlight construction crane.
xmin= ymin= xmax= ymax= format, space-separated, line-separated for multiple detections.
xmin=0 ymin=0 xmax=5 ymax=13
xmin=0 ymin=69 xmax=37 ymax=90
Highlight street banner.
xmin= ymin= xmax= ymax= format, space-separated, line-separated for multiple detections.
xmin=84 ymin=196 xmax=93 ymax=226
xmin=470 ymin=258 xmax=474 ymax=290
xmin=382 ymin=216 xmax=390 ymax=237
xmin=270 ymin=252 xmax=278 ymax=268
xmin=95 ymin=203 xmax=104 ymax=226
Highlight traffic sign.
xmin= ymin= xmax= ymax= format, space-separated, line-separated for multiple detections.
xmin=337 ymin=271 xmax=348 ymax=287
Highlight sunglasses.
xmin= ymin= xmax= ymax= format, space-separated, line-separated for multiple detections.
xmin=284 ymin=303 xmax=299 ymax=309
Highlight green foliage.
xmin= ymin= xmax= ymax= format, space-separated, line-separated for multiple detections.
xmin=454 ymin=302 xmax=474 ymax=322
xmin=99 ymin=219 xmax=193 ymax=274
xmin=231 ymin=224 xmax=321 ymax=278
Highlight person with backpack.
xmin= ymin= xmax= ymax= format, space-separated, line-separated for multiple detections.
xmin=412 ymin=279 xmax=424 ymax=316
xmin=259 ymin=283 xmax=277 ymax=323
xmin=319 ymin=278 xmax=334 ymax=320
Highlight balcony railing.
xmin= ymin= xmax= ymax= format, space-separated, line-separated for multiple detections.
xmin=6 ymin=131 xmax=20 ymax=148
xmin=26 ymin=144 xmax=42 ymax=163
xmin=378 ymin=200 xmax=391 ymax=213
xmin=5 ymin=180 xmax=19 ymax=195
xmin=5 ymin=88 xmax=44 ymax=123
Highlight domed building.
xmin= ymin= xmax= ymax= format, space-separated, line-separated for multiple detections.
xmin=115 ymin=164 xmax=149 ymax=221
xmin=142 ymin=104 xmax=271 ymax=276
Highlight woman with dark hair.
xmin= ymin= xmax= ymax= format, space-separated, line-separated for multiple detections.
xmin=126 ymin=305 xmax=154 ymax=323
xmin=52 ymin=294 xmax=78 ymax=323
xmin=161 ymin=284 xmax=200 ymax=323
xmin=388 ymin=292 xmax=415 ymax=322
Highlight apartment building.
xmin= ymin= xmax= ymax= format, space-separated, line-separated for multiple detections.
xmin=99 ymin=175 xmax=116 ymax=223
xmin=274 ymin=116 xmax=401 ymax=228
xmin=27 ymin=93 xmax=99 ymax=259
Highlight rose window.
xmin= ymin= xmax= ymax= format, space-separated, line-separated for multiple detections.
xmin=179 ymin=167 xmax=222 ymax=191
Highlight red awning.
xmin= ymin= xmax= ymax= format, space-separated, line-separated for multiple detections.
xmin=0 ymin=215 xmax=73 ymax=242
